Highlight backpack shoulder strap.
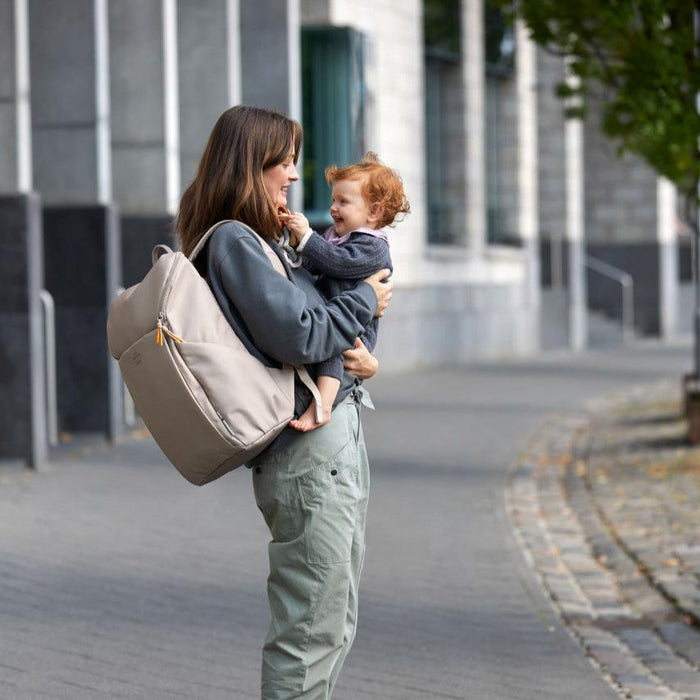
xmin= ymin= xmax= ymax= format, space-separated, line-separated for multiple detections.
xmin=189 ymin=219 xmax=288 ymax=279
xmin=188 ymin=219 xmax=233 ymax=262
xmin=244 ymin=227 xmax=288 ymax=279
xmin=293 ymin=365 xmax=324 ymax=424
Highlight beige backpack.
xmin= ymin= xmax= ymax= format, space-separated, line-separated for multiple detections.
xmin=107 ymin=220 xmax=321 ymax=485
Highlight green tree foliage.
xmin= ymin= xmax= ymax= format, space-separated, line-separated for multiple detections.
xmin=496 ymin=0 xmax=699 ymax=226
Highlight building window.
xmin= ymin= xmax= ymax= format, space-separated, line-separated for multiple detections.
xmin=485 ymin=0 xmax=515 ymax=73
xmin=301 ymin=27 xmax=368 ymax=227
xmin=423 ymin=0 xmax=464 ymax=246
xmin=484 ymin=0 xmax=518 ymax=246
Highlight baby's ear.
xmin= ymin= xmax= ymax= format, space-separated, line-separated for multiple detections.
xmin=368 ymin=202 xmax=383 ymax=225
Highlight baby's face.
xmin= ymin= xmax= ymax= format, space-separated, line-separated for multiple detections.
xmin=329 ymin=178 xmax=376 ymax=236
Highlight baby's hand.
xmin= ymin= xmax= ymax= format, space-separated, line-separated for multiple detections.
xmin=285 ymin=212 xmax=310 ymax=245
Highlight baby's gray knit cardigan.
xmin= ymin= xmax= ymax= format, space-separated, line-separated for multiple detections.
xmin=301 ymin=230 xmax=393 ymax=385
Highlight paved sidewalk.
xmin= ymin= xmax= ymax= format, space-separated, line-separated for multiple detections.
xmin=508 ymin=382 xmax=700 ymax=699
xmin=0 ymin=339 xmax=697 ymax=699
xmin=587 ymin=386 xmax=700 ymax=628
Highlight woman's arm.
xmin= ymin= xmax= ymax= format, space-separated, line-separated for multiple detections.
xmin=214 ymin=231 xmax=391 ymax=366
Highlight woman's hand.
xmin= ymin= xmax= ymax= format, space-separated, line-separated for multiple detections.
xmin=363 ymin=269 xmax=393 ymax=318
xmin=343 ymin=338 xmax=379 ymax=379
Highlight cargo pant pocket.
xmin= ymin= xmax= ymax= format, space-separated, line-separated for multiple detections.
xmin=253 ymin=472 xmax=304 ymax=544
xmin=297 ymin=438 xmax=361 ymax=565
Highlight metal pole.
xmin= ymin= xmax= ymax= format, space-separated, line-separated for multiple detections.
xmin=115 ymin=286 xmax=137 ymax=428
xmin=39 ymin=289 xmax=58 ymax=447
xmin=622 ymin=276 xmax=634 ymax=343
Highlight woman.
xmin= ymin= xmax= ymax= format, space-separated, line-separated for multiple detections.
xmin=176 ymin=105 xmax=392 ymax=699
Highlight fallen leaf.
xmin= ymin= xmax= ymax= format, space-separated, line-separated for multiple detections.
xmin=647 ymin=463 xmax=669 ymax=479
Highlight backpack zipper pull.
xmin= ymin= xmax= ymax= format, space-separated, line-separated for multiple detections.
xmin=163 ymin=327 xmax=183 ymax=343
xmin=155 ymin=313 xmax=183 ymax=346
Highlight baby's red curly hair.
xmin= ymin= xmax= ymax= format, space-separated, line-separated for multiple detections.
xmin=325 ymin=152 xmax=410 ymax=228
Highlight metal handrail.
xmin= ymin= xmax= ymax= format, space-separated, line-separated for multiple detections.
xmin=585 ymin=255 xmax=635 ymax=342
xmin=39 ymin=289 xmax=58 ymax=446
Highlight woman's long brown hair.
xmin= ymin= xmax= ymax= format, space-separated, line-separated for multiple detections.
xmin=176 ymin=105 xmax=302 ymax=256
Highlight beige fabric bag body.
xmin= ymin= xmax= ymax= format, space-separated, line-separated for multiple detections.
xmin=107 ymin=220 xmax=322 ymax=486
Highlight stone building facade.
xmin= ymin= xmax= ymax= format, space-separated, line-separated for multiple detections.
xmin=0 ymin=0 xmax=686 ymax=465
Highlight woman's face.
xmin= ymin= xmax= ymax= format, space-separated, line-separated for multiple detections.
xmin=262 ymin=150 xmax=299 ymax=209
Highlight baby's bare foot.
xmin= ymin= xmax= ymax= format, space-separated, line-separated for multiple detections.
xmin=290 ymin=416 xmax=314 ymax=432
xmin=290 ymin=403 xmax=330 ymax=432
xmin=290 ymin=406 xmax=318 ymax=432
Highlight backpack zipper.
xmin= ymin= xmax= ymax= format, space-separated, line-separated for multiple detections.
xmin=157 ymin=253 xmax=182 ymax=314
xmin=155 ymin=255 xmax=185 ymax=346
xmin=215 ymin=410 xmax=235 ymax=437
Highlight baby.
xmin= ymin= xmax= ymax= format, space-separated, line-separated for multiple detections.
xmin=283 ymin=151 xmax=410 ymax=431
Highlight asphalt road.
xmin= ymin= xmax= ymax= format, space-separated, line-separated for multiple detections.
xmin=0 ymin=339 xmax=691 ymax=699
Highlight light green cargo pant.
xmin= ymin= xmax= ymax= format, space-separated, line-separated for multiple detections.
xmin=251 ymin=389 xmax=371 ymax=699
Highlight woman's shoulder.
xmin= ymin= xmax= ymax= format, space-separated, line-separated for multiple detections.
xmin=211 ymin=219 xmax=258 ymax=243
xmin=207 ymin=220 xmax=269 ymax=260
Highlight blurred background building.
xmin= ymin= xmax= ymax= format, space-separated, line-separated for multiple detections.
xmin=0 ymin=0 xmax=690 ymax=466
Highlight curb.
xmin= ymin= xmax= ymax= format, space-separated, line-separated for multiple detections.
xmin=506 ymin=383 xmax=700 ymax=700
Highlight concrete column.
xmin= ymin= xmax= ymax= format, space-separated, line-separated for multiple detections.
xmin=239 ymin=0 xmax=300 ymax=119
xmin=657 ymin=177 xmax=678 ymax=339
xmin=565 ymin=101 xmax=587 ymax=351
xmin=462 ymin=0 xmax=487 ymax=255
xmin=516 ymin=20 xmax=540 ymax=343
xmin=239 ymin=0 xmax=302 ymax=210
xmin=43 ymin=205 xmax=123 ymax=439
xmin=29 ymin=0 xmax=111 ymax=203
xmin=0 ymin=0 xmax=32 ymax=191
xmin=226 ymin=0 xmax=241 ymax=110
xmin=0 ymin=194 xmax=47 ymax=466
xmin=0 ymin=4 xmax=45 ymax=466
xmin=121 ymin=215 xmax=175 ymax=287
xmin=178 ymin=0 xmax=240 ymax=186
xmin=29 ymin=0 xmax=124 ymax=441
xmin=110 ymin=0 xmax=177 ymax=316
xmin=110 ymin=0 xmax=180 ymax=215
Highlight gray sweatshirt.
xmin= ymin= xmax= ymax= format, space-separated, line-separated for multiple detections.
xmin=199 ymin=221 xmax=377 ymax=423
